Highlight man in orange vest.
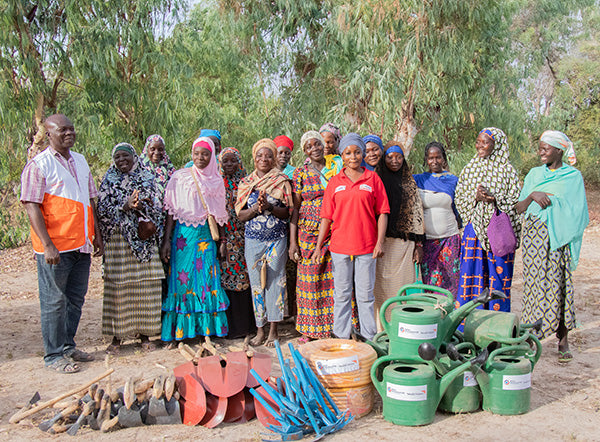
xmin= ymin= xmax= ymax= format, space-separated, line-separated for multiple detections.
xmin=21 ymin=114 xmax=104 ymax=373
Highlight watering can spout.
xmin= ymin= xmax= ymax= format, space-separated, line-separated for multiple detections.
xmin=438 ymin=359 xmax=473 ymax=402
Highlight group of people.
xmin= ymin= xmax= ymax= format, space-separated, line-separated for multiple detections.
xmin=21 ymin=113 xmax=588 ymax=373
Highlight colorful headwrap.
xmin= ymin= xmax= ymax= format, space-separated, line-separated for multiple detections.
xmin=338 ymin=133 xmax=366 ymax=155
xmin=385 ymin=143 xmax=404 ymax=156
xmin=300 ymin=131 xmax=324 ymax=152
xmin=112 ymin=142 xmax=136 ymax=157
xmin=319 ymin=123 xmax=341 ymax=142
xmin=540 ymin=130 xmax=577 ymax=165
xmin=219 ymin=147 xmax=246 ymax=176
xmin=274 ymin=135 xmax=294 ymax=151
xmin=193 ymin=137 xmax=214 ymax=153
xmin=200 ymin=129 xmax=221 ymax=140
xmin=252 ymin=138 xmax=277 ymax=159
xmin=363 ymin=134 xmax=384 ymax=152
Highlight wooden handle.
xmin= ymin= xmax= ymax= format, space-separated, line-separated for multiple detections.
xmin=203 ymin=341 xmax=226 ymax=360
xmin=9 ymin=368 xmax=114 ymax=424
xmin=134 ymin=378 xmax=154 ymax=394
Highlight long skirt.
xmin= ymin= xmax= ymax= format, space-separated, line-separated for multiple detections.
xmin=457 ymin=223 xmax=513 ymax=324
xmin=102 ymin=232 xmax=164 ymax=338
xmin=161 ymin=222 xmax=229 ymax=341
xmin=521 ymin=217 xmax=576 ymax=339
xmin=226 ymin=288 xmax=257 ymax=339
xmin=245 ymin=236 xmax=287 ymax=327
xmin=374 ymin=237 xmax=416 ymax=331
xmin=295 ymin=228 xmax=335 ymax=339
xmin=422 ymin=234 xmax=461 ymax=297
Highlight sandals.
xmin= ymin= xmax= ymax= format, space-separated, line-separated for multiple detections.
xmin=106 ymin=343 xmax=121 ymax=355
xmin=46 ymin=358 xmax=80 ymax=374
xmin=65 ymin=348 xmax=95 ymax=362
xmin=141 ymin=341 xmax=157 ymax=352
xmin=297 ymin=336 xmax=312 ymax=345
xmin=558 ymin=350 xmax=573 ymax=363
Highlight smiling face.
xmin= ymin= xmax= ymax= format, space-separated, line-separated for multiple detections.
xmin=45 ymin=115 xmax=76 ymax=152
xmin=538 ymin=141 xmax=563 ymax=167
xmin=255 ymin=147 xmax=275 ymax=174
xmin=192 ymin=146 xmax=212 ymax=170
xmin=426 ymin=146 xmax=445 ymax=173
xmin=385 ymin=151 xmax=404 ymax=172
xmin=146 ymin=140 xmax=165 ymax=165
xmin=365 ymin=142 xmax=383 ymax=167
xmin=221 ymin=152 xmax=239 ymax=176
xmin=304 ymin=138 xmax=325 ymax=163
xmin=276 ymin=145 xmax=292 ymax=169
xmin=476 ymin=132 xmax=495 ymax=158
xmin=341 ymin=144 xmax=363 ymax=170
xmin=114 ymin=150 xmax=135 ymax=173
xmin=320 ymin=131 xmax=338 ymax=155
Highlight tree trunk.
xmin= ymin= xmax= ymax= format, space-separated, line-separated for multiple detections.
xmin=27 ymin=94 xmax=46 ymax=160
xmin=393 ymin=99 xmax=419 ymax=157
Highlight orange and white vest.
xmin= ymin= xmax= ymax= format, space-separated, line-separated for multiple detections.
xmin=30 ymin=148 xmax=94 ymax=254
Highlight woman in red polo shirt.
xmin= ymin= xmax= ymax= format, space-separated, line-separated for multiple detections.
xmin=311 ymin=133 xmax=390 ymax=340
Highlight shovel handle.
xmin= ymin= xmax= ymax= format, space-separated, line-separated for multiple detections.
xmin=203 ymin=341 xmax=227 ymax=361
xmin=9 ymin=368 xmax=114 ymax=424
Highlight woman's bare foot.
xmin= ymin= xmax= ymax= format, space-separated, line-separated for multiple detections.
xmin=557 ymin=323 xmax=572 ymax=362
xmin=264 ymin=323 xmax=279 ymax=348
xmin=140 ymin=335 xmax=156 ymax=352
xmin=250 ymin=327 xmax=266 ymax=346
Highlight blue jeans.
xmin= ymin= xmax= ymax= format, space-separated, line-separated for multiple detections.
xmin=330 ymin=252 xmax=377 ymax=340
xmin=36 ymin=251 xmax=91 ymax=364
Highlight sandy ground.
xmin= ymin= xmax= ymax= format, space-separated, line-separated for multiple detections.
xmin=1 ymin=211 xmax=599 ymax=440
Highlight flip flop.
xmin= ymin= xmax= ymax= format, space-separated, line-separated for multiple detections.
xmin=558 ymin=350 xmax=573 ymax=363
xmin=141 ymin=341 xmax=157 ymax=352
xmin=65 ymin=348 xmax=95 ymax=362
xmin=46 ymin=358 xmax=80 ymax=374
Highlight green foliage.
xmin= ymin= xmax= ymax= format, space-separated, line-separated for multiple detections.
xmin=0 ymin=202 xmax=28 ymax=250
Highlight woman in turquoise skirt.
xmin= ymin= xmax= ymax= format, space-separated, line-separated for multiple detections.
xmin=160 ymin=137 xmax=230 ymax=342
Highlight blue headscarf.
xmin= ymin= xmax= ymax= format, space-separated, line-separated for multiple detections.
xmin=200 ymin=129 xmax=221 ymax=140
xmin=363 ymin=134 xmax=383 ymax=151
xmin=339 ymin=132 xmax=366 ymax=155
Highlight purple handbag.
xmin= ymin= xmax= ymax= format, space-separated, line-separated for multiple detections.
xmin=487 ymin=207 xmax=517 ymax=257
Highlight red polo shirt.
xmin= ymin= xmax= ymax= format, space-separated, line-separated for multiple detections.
xmin=321 ymin=167 xmax=390 ymax=255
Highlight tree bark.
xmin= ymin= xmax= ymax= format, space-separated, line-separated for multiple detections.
xmin=27 ymin=94 xmax=46 ymax=161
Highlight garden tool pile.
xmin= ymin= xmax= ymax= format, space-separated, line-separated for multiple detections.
xmin=368 ymin=283 xmax=543 ymax=426
xmin=250 ymin=341 xmax=353 ymax=441
xmin=11 ymin=368 xmax=183 ymax=435
xmin=173 ymin=337 xmax=271 ymax=428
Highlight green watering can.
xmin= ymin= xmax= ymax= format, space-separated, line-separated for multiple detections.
xmin=437 ymin=342 xmax=482 ymax=413
xmin=463 ymin=310 xmax=543 ymax=350
xmin=370 ymin=343 xmax=487 ymax=426
xmin=456 ymin=338 xmax=542 ymax=416
xmin=380 ymin=288 xmax=506 ymax=358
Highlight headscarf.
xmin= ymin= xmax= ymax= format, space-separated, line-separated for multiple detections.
xmin=338 ymin=133 xmax=366 ymax=155
xmin=139 ymin=134 xmax=176 ymax=202
xmin=97 ymin=143 xmax=162 ymax=262
xmin=455 ymin=127 xmax=521 ymax=252
xmin=235 ymin=139 xmax=292 ymax=215
xmin=300 ymin=131 xmax=324 ymax=152
xmin=219 ymin=147 xmax=247 ymax=178
xmin=375 ymin=142 xmax=425 ymax=241
xmin=163 ymin=137 xmax=228 ymax=228
xmin=274 ymin=135 xmax=294 ymax=151
xmin=200 ymin=129 xmax=221 ymax=140
xmin=319 ymin=123 xmax=341 ymax=142
xmin=540 ymin=130 xmax=577 ymax=165
xmin=363 ymin=134 xmax=384 ymax=151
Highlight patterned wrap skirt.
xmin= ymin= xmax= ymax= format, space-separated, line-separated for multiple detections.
xmin=161 ymin=221 xmax=229 ymax=341
xmin=521 ymin=216 xmax=576 ymax=339
xmin=295 ymin=228 xmax=335 ymax=339
xmin=102 ymin=231 xmax=164 ymax=338
xmin=422 ymin=234 xmax=461 ymax=297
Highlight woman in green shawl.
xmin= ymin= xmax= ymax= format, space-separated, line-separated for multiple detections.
xmin=516 ymin=130 xmax=588 ymax=363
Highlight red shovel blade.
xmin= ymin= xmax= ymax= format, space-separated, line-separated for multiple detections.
xmin=235 ymin=388 xmax=256 ymax=423
xmin=223 ymin=390 xmax=245 ymax=423
xmin=197 ymin=352 xmax=248 ymax=397
xmin=253 ymin=381 xmax=280 ymax=428
xmin=246 ymin=352 xmax=273 ymax=388
xmin=199 ymin=393 xmax=228 ymax=429
xmin=177 ymin=373 xmax=207 ymax=426
xmin=173 ymin=361 xmax=196 ymax=382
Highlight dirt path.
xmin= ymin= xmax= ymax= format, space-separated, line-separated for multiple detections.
xmin=1 ymin=216 xmax=599 ymax=441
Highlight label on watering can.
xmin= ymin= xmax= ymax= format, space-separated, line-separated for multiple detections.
xmin=315 ymin=356 xmax=360 ymax=376
xmin=386 ymin=382 xmax=427 ymax=401
xmin=463 ymin=371 xmax=478 ymax=387
xmin=397 ymin=322 xmax=438 ymax=340
xmin=502 ymin=373 xmax=531 ymax=390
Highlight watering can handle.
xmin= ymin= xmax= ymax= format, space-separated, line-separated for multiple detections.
xmin=485 ymin=344 xmax=532 ymax=370
xmin=396 ymin=283 xmax=454 ymax=303
xmin=370 ymin=355 xmax=402 ymax=396
xmin=526 ymin=334 xmax=542 ymax=368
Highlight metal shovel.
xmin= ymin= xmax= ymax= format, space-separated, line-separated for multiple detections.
xmin=145 ymin=375 xmax=168 ymax=424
